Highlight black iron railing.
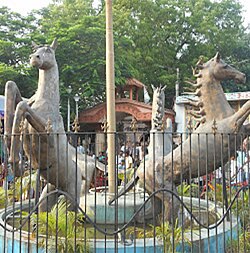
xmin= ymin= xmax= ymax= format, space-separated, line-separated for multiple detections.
xmin=0 ymin=132 xmax=249 ymax=253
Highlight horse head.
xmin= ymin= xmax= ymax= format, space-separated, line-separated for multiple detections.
xmin=30 ymin=38 xmax=58 ymax=70
xmin=198 ymin=52 xmax=246 ymax=84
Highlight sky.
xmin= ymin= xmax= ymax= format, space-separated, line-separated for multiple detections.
xmin=0 ymin=0 xmax=52 ymax=14
xmin=0 ymin=0 xmax=250 ymax=26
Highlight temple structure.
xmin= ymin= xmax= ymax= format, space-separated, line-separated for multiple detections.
xmin=78 ymin=78 xmax=175 ymax=154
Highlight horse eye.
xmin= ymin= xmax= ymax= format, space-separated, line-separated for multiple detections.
xmin=223 ymin=65 xmax=228 ymax=69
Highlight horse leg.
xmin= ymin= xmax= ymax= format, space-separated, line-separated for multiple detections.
xmin=232 ymin=100 xmax=250 ymax=131
xmin=38 ymin=183 xmax=57 ymax=212
xmin=65 ymin=164 xmax=82 ymax=211
xmin=156 ymin=182 xmax=180 ymax=224
xmin=4 ymin=81 xmax=23 ymax=151
xmin=9 ymin=101 xmax=47 ymax=175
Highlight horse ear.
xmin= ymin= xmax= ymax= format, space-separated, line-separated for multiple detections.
xmin=151 ymin=84 xmax=156 ymax=91
xmin=215 ymin=52 xmax=221 ymax=62
xmin=50 ymin=38 xmax=58 ymax=50
xmin=162 ymin=85 xmax=166 ymax=91
xmin=31 ymin=41 xmax=39 ymax=50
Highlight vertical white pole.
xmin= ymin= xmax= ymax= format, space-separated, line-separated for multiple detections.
xmin=76 ymin=101 xmax=79 ymax=119
xmin=67 ymin=98 xmax=70 ymax=132
xmin=106 ymin=0 xmax=116 ymax=194
xmin=175 ymin=68 xmax=180 ymax=97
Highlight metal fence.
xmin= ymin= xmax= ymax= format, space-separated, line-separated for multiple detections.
xmin=0 ymin=131 xmax=249 ymax=253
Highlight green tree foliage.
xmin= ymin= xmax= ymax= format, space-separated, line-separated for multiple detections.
xmin=0 ymin=0 xmax=249 ymax=113
xmin=112 ymin=0 xmax=248 ymax=104
xmin=29 ymin=0 xmax=138 ymax=120
xmin=30 ymin=1 xmax=108 ymax=115
xmin=0 ymin=7 xmax=37 ymax=97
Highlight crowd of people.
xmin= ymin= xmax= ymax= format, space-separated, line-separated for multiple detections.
xmin=94 ymin=140 xmax=149 ymax=186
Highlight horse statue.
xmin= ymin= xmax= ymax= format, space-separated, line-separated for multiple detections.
xmin=4 ymin=39 xmax=96 ymax=212
xmin=110 ymin=53 xmax=250 ymax=223
xmin=148 ymin=84 xmax=172 ymax=157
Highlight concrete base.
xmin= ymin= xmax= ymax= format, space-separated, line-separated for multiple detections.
xmin=148 ymin=130 xmax=172 ymax=157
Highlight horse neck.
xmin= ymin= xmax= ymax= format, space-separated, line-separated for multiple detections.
xmin=197 ymin=77 xmax=234 ymax=121
xmin=36 ymin=64 xmax=60 ymax=105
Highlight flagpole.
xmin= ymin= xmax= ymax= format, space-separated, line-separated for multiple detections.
xmin=106 ymin=0 xmax=116 ymax=194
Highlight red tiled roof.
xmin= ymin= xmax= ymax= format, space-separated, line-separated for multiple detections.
xmin=125 ymin=78 xmax=145 ymax=89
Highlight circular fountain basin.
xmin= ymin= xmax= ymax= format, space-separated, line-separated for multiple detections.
xmin=80 ymin=186 xmax=149 ymax=224
xmin=0 ymin=196 xmax=239 ymax=253
xmin=0 ymin=200 xmax=43 ymax=253
xmin=179 ymin=197 xmax=239 ymax=253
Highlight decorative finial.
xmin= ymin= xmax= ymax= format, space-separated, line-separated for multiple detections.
xmin=130 ymin=117 xmax=138 ymax=132
xmin=72 ymin=117 xmax=80 ymax=133
xmin=161 ymin=118 xmax=168 ymax=132
xmin=45 ymin=118 xmax=53 ymax=133
xmin=212 ymin=119 xmax=217 ymax=134
xmin=161 ymin=121 xmax=165 ymax=132
xmin=187 ymin=114 xmax=193 ymax=133
xmin=19 ymin=118 xmax=25 ymax=134
xmin=234 ymin=122 xmax=239 ymax=134
xmin=69 ymin=136 xmax=73 ymax=144
xmin=0 ymin=116 xmax=3 ymax=134
xmin=101 ymin=117 xmax=108 ymax=133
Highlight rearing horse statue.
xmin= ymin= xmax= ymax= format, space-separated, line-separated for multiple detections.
xmin=110 ymin=53 xmax=250 ymax=223
xmin=4 ymin=39 xmax=82 ymax=212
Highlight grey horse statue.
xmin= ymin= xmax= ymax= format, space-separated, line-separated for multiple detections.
xmin=4 ymin=39 xmax=97 ymax=212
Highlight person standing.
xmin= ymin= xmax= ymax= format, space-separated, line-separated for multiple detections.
xmin=125 ymin=150 xmax=133 ymax=170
